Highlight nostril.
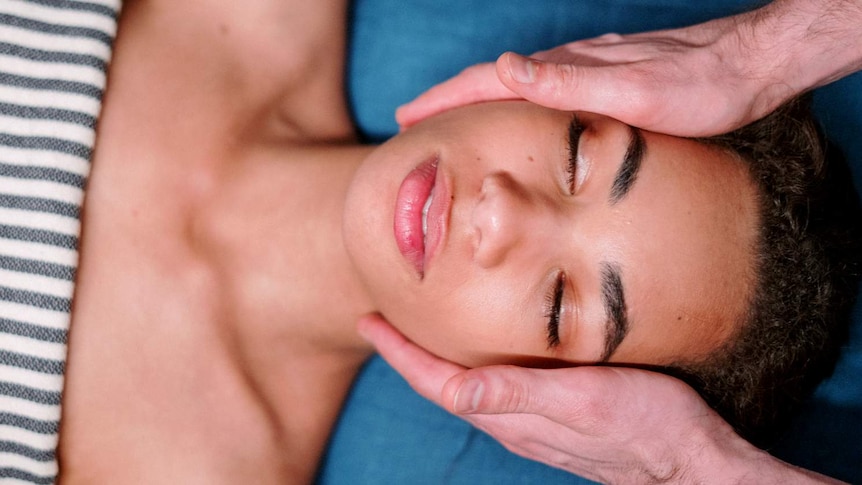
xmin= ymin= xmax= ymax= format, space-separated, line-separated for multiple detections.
xmin=471 ymin=220 xmax=482 ymax=257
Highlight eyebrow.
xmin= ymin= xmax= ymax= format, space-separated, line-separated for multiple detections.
xmin=609 ymin=126 xmax=645 ymax=204
xmin=598 ymin=262 xmax=629 ymax=363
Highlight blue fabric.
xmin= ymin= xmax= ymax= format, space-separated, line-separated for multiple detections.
xmin=767 ymin=75 xmax=862 ymax=482
xmin=346 ymin=0 xmax=761 ymax=143
xmin=318 ymin=356 xmax=585 ymax=484
xmin=320 ymin=1 xmax=862 ymax=483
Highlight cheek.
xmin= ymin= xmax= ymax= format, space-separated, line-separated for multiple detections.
xmin=375 ymin=275 xmax=482 ymax=364
xmin=381 ymin=272 xmax=536 ymax=367
xmin=382 ymin=299 xmax=469 ymax=363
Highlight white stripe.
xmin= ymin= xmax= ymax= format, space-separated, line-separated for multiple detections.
xmin=80 ymin=0 xmax=122 ymax=10
xmin=0 ymin=222 xmax=79 ymax=246
xmin=0 ymin=175 xmax=84 ymax=206
xmin=0 ymin=117 xmax=95 ymax=152
xmin=0 ymin=451 xmax=57 ymax=480
xmin=0 ymin=146 xmax=90 ymax=175
xmin=0 ymin=52 xmax=106 ymax=87
xmin=0 ymin=395 xmax=59 ymax=422
xmin=0 ymin=83 xmax=102 ymax=117
xmin=0 ymin=0 xmax=118 ymax=36
xmin=0 ymin=269 xmax=73 ymax=300
xmin=0 ymin=364 xmax=64 ymax=392
xmin=0 ymin=425 xmax=56 ymax=452
xmin=0 ymin=207 xmax=81 ymax=237
xmin=0 ymin=299 xmax=71 ymax=331
xmin=0 ymin=22 xmax=111 ymax=58
xmin=0 ymin=207 xmax=80 ymax=237
xmin=0 ymin=1 xmax=117 ymax=481
xmin=0 ymin=115 xmax=95 ymax=150
xmin=0 ymin=239 xmax=78 ymax=267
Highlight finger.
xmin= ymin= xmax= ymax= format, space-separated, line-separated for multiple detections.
xmin=496 ymin=52 xmax=629 ymax=117
xmin=442 ymin=365 xmax=620 ymax=429
xmin=357 ymin=314 xmax=466 ymax=403
xmin=460 ymin=411 xmax=578 ymax=459
xmin=456 ymin=407 xmax=604 ymax=480
xmin=395 ymin=62 xmax=519 ymax=128
xmin=441 ymin=366 xmax=581 ymax=415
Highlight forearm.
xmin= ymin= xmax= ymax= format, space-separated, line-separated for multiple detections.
xmin=721 ymin=452 xmax=846 ymax=484
xmin=687 ymin=427 xmax=847 ymax=485
xmin=734 ymin=0 xmax=862 ymax=94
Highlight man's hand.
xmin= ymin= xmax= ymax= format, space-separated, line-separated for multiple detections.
xmin=358 ymin=314 xmax=844 ymax=484
xmin=396 ymin=20 xmax=786 ymax=137
xmin=397 ymin=0 xmax=862 ymax=137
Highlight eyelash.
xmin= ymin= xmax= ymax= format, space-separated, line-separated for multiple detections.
xmin=542 ymin=117 xmax=583 ymax=348
xmin=543 ymin=272 xmax=565 ymax=348
xmin=566 ymin=116 xmax=586 ymax=193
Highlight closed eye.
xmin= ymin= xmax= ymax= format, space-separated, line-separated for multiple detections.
xmin=543 ymin=272 xmax=565 ymax=348
xmin=566 ymin=115 xmax=586 ymax=193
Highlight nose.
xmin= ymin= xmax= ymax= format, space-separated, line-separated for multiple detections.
xmin=471 ymin=172 xmax=537 ymax=268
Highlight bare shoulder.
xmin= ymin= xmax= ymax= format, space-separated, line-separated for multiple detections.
xmin=59 ymin=1 xmax=363 ymax=482
xmin=110 ymin=0 xmax=354 ymax=147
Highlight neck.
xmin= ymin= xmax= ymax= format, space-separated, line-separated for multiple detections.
xmin=61 ymin=0 xmax=375 ymax=480
xmin=172 ymin=141 xmax=381 ymax=481
xmin=195 ymin=142 xmax=379 ymax=358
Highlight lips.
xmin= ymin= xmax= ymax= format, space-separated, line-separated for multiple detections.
xmin=394 ymin=155 xmax=449 ymax=277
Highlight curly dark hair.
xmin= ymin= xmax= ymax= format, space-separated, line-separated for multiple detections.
xmin=664 ymin=96 xmax=862 ymax=448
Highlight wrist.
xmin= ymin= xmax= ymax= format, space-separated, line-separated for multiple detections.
xmin=684 ymin=423 xmax=845 ymax=484
xmin=673 ymin=419 xmax=755 ymax=483
xmin=740 ymin=0 xmax=862 ymax=94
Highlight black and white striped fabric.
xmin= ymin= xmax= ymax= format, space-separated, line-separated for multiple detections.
xmin=0 ymin=1 xmax=120 ymax=483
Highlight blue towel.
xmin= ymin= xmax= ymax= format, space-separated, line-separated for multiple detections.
xmin=319 ymin=0 xmax=862 ymax=482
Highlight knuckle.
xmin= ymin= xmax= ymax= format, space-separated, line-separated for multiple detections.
xmin=598 ymin=32 xmax=623 ymax=42
xmin=584 ymin=32 xmax=623 ymax=46
xmin=542 ymin=63 xmax=581 ymax=102
xmin=560 ymin=374 xmax=614 ymax=428
xmin=484 ymin=368 xmax=534 ymax=413
xmin=497 ymin=381 xmax=531 ymax=413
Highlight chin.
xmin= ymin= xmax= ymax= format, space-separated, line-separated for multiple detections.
xmin=343 ymin=156 xmax=391 ymax=275
xmin=342 ymin=195 xmax=413 ymax=320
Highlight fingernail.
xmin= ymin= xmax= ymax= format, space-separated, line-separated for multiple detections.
xmin=453 ymin=379 xmax=484 ymax=413
xmin=508 ymin=55 xmax=536 ymax=84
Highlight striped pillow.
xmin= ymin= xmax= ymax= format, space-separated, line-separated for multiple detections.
xmin=0 ymin=1 xmax=120 ymax=483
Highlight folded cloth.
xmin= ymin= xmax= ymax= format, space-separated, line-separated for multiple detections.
xmin=0 ymin=1 xmax=120 ymax=483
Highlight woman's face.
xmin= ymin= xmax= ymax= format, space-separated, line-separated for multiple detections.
xmin=344 ymin=101 xmax=758 ymax=368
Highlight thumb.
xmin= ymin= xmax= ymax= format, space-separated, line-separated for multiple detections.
xmin=443 ymin=366 xmax=585 ymax=419
xmin=395 ymin=62 xmax=517 ymax=128
xmin=357 ymin=313 xmax=466 ymax=402
xmin=496 ymin=52 xmax=608 ymax=113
